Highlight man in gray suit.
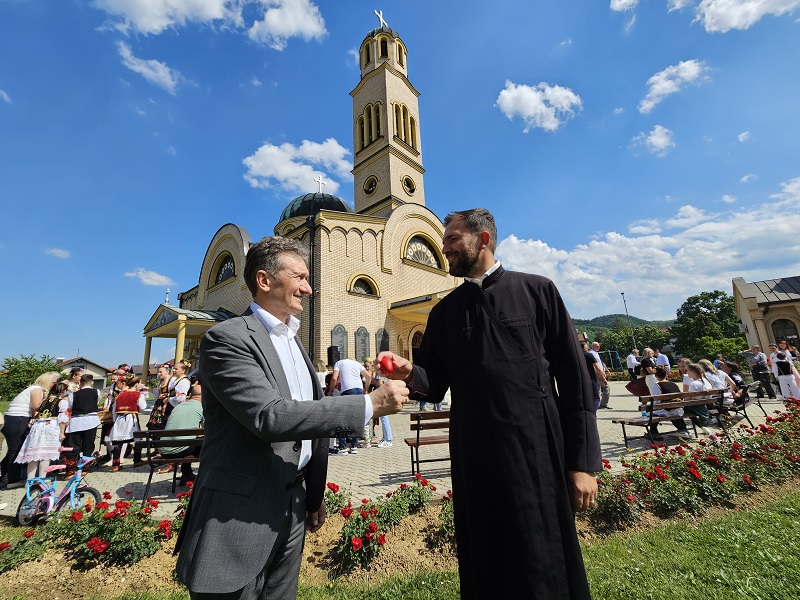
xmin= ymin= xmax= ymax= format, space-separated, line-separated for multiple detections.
xmin=175 ymin=236 xmax=408 ymax=598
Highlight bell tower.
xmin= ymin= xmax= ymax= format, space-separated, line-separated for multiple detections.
xmin=351 ymin=12 xmax=425 ymax=215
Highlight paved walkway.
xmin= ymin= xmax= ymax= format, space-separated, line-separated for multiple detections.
xmin=0 ymin=382 xmax=783 ymax=520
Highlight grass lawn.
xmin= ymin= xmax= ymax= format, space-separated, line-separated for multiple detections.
xmin=27 ymin=489 xmax=797 ymax=600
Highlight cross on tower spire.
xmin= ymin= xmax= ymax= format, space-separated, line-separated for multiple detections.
xmin=373 ymin=9 xmax=388 ymax=28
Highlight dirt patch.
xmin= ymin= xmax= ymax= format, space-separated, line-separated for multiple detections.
xmin=3 ymin=482 xmax=799 ymax=598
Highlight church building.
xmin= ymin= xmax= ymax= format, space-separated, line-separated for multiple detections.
xmin=141 ymin=22 xmax=460 ymax=369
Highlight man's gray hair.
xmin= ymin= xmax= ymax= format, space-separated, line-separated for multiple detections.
xmin=244 ymin=236 xmax=309 ymax=297
xmin=443 ymin=208 xmax=498 ymax=253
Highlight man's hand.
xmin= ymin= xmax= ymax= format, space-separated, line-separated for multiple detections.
xmin=306 ymin=500 xmax=326 ymax=533
xmin=370 ymin=379 xmax=409 ymax=417
xmin=376 ymin=352 xmax=412 ymax=381
xmin=568 ymin=470 xmax=598 ymax=513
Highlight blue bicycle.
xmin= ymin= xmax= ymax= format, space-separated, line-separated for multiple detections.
xmin=16 ymin=452 xmax=100 ymax=526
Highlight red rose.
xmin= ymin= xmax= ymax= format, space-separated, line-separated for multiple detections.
xmin=716 ymin=474 xmax=725 ymax=483
xmin=400 ymin=483 xmax=408 ymax=490
xmin=115 ymin=501 xmax=131 ymax=509
xmin=69 ymin=511 xmax=83 ymax=522
xmin=340 ymin=507 xmax=352 ymax=519
xmin=23 ymin=530 xmax=35 ymax=539
xmin=186 ymin=481 xmax=194 ymax=487
xmin=95 ymin=541 xmax=108 ymax=554
xmin=143 ymin=506 xmax=152 ymax=514
xmin=627 ymin=495 xmax=635 ymax=502
xmin=369 ymin=521 xmax=378 ymax=533
xmin=103 ymin=511 xmax=117 ymax=519
xmin=420 ymin=478 xmax=428 ymax=487
xmin=351 ymin=537 xmax=363 ymax=551
xmin=147 ymin=498 xmax=159 ymax=507
xmin=386 ymin=492 xmax=392 ymax=498
xmin=327 ymin=482 xmax=340 ymax=493
xmin=365 ymin=532 xmax=373 ymax=542
xmin=124 ymin=489 xmax=132 ymax=495
xmin=430 ymin=485 xmax=437 ymax=492
xmin=102 ymin=491 xmax=112 ymax=500
xmin=360 ymin=511 xmax=368 ymax=519
xmin=96 ymin=501 xmax=109 ymax=510
xmin=361 ymin=498 xmax=369 ymax=504
xmin=415 ymin=473 xmax=422 ymax=480
xmin=0 ymin=542 xmax=10 ymax=552
xmin=378 ymin=534 xmax=386 ymax=546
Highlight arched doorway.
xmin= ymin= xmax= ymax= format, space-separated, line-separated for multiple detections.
xmin=410 ymin=330 xmax=424 ymax=362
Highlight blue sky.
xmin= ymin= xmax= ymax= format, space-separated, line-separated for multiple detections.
xmin=1 ymin=0 xmax=799 ymax=367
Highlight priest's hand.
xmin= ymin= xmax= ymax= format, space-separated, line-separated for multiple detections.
xmin=376 ymin=351 xmax=412 ymax=380
xmin=567 ymin=470 xmax=598 ymax=513
xmin=370 ymin=379 xmax=409 ymax=417
xmin=306 ymin=499 xmax=326 ymax=533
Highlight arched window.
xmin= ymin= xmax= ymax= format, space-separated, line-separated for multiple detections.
xmin=366 ymin=105 xmax=373 ymax=144
xmin=394 ymin=104 xmax=402 ymax=137
xmin=363 ymin=43 xmax=371 ymax=66
xmin=409 ymin=116 xmax=417 ymax=149
xmin=405 ymin=236 xmax=441 ymax=269
xmin=376 ymin=328 xmax=389 ymax=353
xmin=356 ymin=116 xmax=365 ymax=151
xmin=374 ymin=104 xmax=381 ymax=138
xmin=380 ymin=38 xmax=388 ymax=58
xmin=212 ymin=254 xmax=235 ymax=286
xmin=351 ymin=278 xmax=376 ymax=296
xmin=772 ymin=319 xmax=799 ymax=348
xmin=397 ymin=44 xmax=405 ymax=66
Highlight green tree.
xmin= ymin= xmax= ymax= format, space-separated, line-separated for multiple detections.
xmin=693 ymin=336 xmax=749 ymax=365
xmin=671 ymin=291 xmax=745 ymax=358
xmin=0 ymin=354 xmax=59 ymax=400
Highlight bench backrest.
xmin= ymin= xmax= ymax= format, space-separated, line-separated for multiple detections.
xmin=133 ymin=428 xmax=205 ymax=449
xmin=638 ymin=389 xmax=724 ymax=412
xmin=409 ymin=410 xmax=450 ymax=433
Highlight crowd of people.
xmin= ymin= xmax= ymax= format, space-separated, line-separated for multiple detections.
xmin=0 ymin=362 xmax=204 ymax=490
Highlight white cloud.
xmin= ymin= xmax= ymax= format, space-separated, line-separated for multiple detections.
xmin=346 ymin=48 xmax=359 ymax=66
xmin=610 ymin=0 xmax=639 ymax=10
xmin=124 ymin=268 xmax=176 ymax=286
xmin=740 ymin=173 xmax=757 ymax=183
xmin=45 ymin=248 xmax=71 ymax=259
xmin=695 ymin=0 xmax=800 ymax=32
xmin=668 ymin=0 xmax=693 ymax=9
xmin=0 ymin=89 xmax=11 ymax=104
xmin=625 ymin=13 xmax=637 ymax=31
xmin=166 ymin=145 xmax=176 ymax=155
xmin=632 ymin=124 xmax=677 ymax=157
xmin=560 ymin=38 xmax=573 ymax=46
xmin=250 ymin=76 xmax=262 ymax=87
xmin=243 ymin=137 xmax=352 ymax=195
xmin=639 ymin=59 xmax=710 ymax=113
xmin=248 ymin=0 xmax=326 ymax=50
xmin=738 ymin=131 xmax=750 ymax=142
xmin=613 ymin=107 xmax=624 ymax=115
xmin=93 ymin=0 xmax=243 ymax=35
xmin=722 ymin=194 xmax=736 ymax=203
xmin=117 ymin=42 xmax=182 ymax=95
xmin=496 ymin=177 xmax=800 ymax=319
xmin=495 ymin=80 xmax=583 ymax=133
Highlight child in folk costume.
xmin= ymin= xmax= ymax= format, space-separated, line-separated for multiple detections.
xmin=166 ymin=360 xmax=191 ymax=418
xmin=774 ymin=352 xmax=800 ymax=399
xmin=109 ymin=374 xmax=148 ymax=472
xmin=15 ymin=382 xmax=70 ymax=480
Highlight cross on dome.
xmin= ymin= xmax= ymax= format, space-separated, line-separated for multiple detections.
xmin=374 ymin=9 xmax=388 ymax=28
xmin=314 ymin=175 xmax=327 ymax=194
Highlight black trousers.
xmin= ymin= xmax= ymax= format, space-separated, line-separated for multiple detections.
xmin=754 ymin=370 xmax=776 ymax=398
xmin=161 ymin=447 xmax=199 ymax=479
xmin=65 ymin=426 xmax=98 ymax=460
xmin=1 ymin=415 xmax=30 ymax=483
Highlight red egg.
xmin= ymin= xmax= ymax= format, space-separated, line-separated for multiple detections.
xmin=379 ymin=356 xmax=394 ymax=373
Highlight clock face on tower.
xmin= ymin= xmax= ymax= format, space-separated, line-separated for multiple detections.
xmin=215 ymin=256 xmax=235 ymax=285
xmin=405 ymin=236 xmax=439 ymax=269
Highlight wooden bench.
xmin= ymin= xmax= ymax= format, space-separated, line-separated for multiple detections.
xmin=404 ymin=410 xmax=450 ymax=475
xmin=612 ymin=390 xmax=726 ymax=447
xmin=133 ymin=427 xmax=204 ymax=502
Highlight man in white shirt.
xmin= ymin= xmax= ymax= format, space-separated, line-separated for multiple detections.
xmin=176 ymin=236 xmax=408 ymax=598
xmin=590 ymin=342 xmax=610 ymax=409
xmin=626 ymin=349 xmax=640 ymax=381
xmin=329 ymin=358 xmax=372 ymax=453
xmin=654 ymin=348 xmax=670 ymax=369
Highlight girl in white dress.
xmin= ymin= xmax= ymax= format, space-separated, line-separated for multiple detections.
xmin=15 ymin=382 xmax=70 ymax=479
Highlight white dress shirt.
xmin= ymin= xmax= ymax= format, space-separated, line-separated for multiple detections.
xmin=250 ymin=302 xmax=372 ymax=470
xmin=464 ymin=260 xmax=501 ymax=287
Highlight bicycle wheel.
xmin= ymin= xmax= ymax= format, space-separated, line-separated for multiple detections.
xmin=55 ymin=486 xmax=100 ymax=514
xmin=16 ymin=485 xmax=47 ymax=526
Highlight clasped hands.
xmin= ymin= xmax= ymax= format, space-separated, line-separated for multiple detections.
xmin=369 ymin=352 xmax=414 ymax=418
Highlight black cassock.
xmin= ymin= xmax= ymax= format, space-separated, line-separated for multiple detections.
xmin=412 ymin=266 xmax=601 ymax=599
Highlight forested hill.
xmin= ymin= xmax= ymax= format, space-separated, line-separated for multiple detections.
xmin=573 ymin=314 xmax=675 ymax=330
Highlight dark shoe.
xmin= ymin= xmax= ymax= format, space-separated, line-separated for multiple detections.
xmin=133 ymin=461 xmax=148 ymax=468
xmin=96 ymin=455 xmax=111 ymax=466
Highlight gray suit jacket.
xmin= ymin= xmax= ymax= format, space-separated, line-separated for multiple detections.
xmin=175 ymin=310 xmax=366 ymax=593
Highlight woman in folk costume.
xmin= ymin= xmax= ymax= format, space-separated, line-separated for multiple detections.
xmin=15 ymin=382 xmax=70 ymax=479
xmin=147 ymin=363 xmax=175 ymax=431
xmin=109 ymin=374 xmax=147 ymax=472
xmin=166 ymin=360 xmax=191 ymax=418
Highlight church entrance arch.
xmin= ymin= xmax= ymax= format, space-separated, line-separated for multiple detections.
xmin=410 ymin=328 xmax=424 ymax=362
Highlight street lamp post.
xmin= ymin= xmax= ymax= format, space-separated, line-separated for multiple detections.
xmin=621 ymin=292 xmax=637 ymax=350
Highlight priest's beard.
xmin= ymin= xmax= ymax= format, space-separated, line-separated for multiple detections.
xmin=448 ymin=243 xmax=481 ymax=277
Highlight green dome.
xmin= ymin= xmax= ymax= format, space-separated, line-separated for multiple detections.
xmin=279 ymin=193 xmax=353 ymax=222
